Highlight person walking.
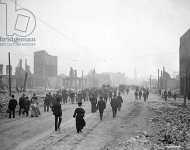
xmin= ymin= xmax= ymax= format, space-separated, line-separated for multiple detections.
xmin=97 ymin=96 xmax=106 ymax=120
xmin=139 ymin=90 xmax=142 ymax=100
xmin=44 ymin=93 xmax=52 ymax=112
xmin=173 ymin=92 xmax=177 ymax=101
xmin=24 ymin=96 xmax=30 ymax=117
xmin=135 ymin=89 xmax=138 ymax=100
xmin=8 ymin=95 xmax=17 ymax=118
xmin=143 ymin=90 xmax=147 ymax=103
xmin=117 ymin=92 xmax=123 ymax=111
xmin=110 ymin=93 xmax=118 ymax=118
xmin=90 ymin=94 xmax=97 ymax=113
xmin=73 ymin=102 xmax=86 ymax=133
xmin=31 ymin=93 xmax=40 ymax=117
xmin=19 ymin=94 xmax=26 ymax=116
xmin=146 ymin=89 xmax=149 ymax=100
xmin=52 ymin=97 xmax=62 ymax=131
xmin=164 ymin=90 xmax=168 ymax=102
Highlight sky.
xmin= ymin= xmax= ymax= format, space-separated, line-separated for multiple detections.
xmin=0 ymin=0 xmax=190 ymax=78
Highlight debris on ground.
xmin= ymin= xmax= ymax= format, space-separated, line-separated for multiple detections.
xmin=149 ymin=103 xmax=190 ymax=149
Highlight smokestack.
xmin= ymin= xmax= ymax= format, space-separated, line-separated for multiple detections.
xmin=0 ymin=64 xmax=3 ymax=75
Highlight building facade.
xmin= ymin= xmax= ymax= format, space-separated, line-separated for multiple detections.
xmin=34 ymin=50 xmax=58 ymax=87
xmin=62 ymin=67 xmax=87 ymax=90
xmin=180 ymin=29 xmax=190 ymax=95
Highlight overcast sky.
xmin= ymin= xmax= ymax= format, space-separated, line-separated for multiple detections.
xmin=1 ymin=0 xmax=190 ymax=78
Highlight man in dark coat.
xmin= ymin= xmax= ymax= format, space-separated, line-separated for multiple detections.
xmin=139 ymin=90 xmax=142 ymax=100
xmin=143 ymin=90 xmax=147 ymax=102
xmin=90 ymin=94 xmax=97 ymax=113
xmin=8 ymin=95 xmax=17 ymax=118
xmin=19 ymin=94 xmax=25 ymax=116
xmin=164 ymin=90 xmax=167 ymax=102
xmin=117 ymin=92 xmax=123 ymax=111
xmin=24 ymin=96 xmax=30 ymax=117
xmin=97 ymin=96 xmax=106 ymax=120
xmin=110 ymin=93 xmax=118 ymax=118
xmin=52 ymin=97 xmax=62 ymax=131
xmin=44 ymin=93 xmax=51 ymax=112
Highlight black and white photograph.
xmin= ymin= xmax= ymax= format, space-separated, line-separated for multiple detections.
xmin=0 ymin=0 xmax=190 ymax=149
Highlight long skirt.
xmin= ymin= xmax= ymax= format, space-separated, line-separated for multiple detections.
xmin=76 ymin=117 xmax=86 ymax=132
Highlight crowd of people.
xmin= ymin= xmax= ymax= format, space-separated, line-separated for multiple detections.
xmin=159 ymin=89 xmax=177 ymax=101
xmin=7 ymin=86 xmax=134 ymax=133
xmin=134 ymin=88 xmax=149 ymax=102
xmin=8 ymin=93 xmax=41 ymax=118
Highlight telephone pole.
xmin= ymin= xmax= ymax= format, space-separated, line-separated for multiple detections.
xmin=158 ymin=69 xmax=160 ymax=89
xmin=8 ymin=52 xmax=12 ymax=96
xmin=149 ymin=75 xmax=152 ymax=89
xmin=82 ymin=70 xmax=84 ymax=90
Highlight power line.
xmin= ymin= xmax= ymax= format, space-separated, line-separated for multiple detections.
xmin=8 ymin=0 xmax=91 ymax=52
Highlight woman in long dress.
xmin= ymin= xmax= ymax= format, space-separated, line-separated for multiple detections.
xmin=73 ymin=102 xmax=86 ymax=133
xmin=31 ymin=93 xmax=40 ymax=117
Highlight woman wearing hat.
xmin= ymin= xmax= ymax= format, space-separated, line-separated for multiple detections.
xmin=73 ymin=102 xmax=86 ymax=133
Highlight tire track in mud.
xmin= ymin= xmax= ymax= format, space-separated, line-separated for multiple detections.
xmin=24 ymin=106 xmax=111 ymax=150
xmin=25 ymin=114 xmax=101 ymax=150
xmin=0 ymin=106 xmax=72 ymax=133
xmin=69 ymin=111 xmax=111 ymax=150
xmin=18 ymin=95 xmax=136 ymax=150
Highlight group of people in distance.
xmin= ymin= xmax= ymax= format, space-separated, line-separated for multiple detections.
xmin=134 ymin=88 xmax=149 ymax=102
xmin=8 ymin=93 xmax=40 ymax=118
xmin=89 ymin=90 xmax=124 ymax=120
xmin=51 ymin=88 xmax=125 ymax=133
xmin=7 ymin=86 xmax=126 ymax=134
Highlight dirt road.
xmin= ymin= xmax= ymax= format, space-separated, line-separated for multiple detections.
xmin=1 ymin=92 xmax=159 ymax=150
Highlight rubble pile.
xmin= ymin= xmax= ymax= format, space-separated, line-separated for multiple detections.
xmin=108 ymin=135 xmax=152 ymax=150
xmin=123 ymin=135 xmax=151 ymax=150
xmin=0 ymin=93 xmax=10 ymax=113
xmin=150 ymin=105 xmax=190 ymax=149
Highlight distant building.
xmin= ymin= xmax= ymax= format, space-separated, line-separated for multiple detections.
xmin=15 ymin=59 xmax=33 ymax=89
xmin=0 ymin=64 xmax=16 ymax=90
xmin=33 ymin=50 xmax=58 ymax=87
xmin=159 ymin=67 xmax=179 ymax=90
xmin=34 ymin=50 xmax=57 ymax=77
xmin=0 ymin=64 xmax=3 ymax=75
xmin=180 ymin=29 xmax=190 ymax=95
xmin=62 ymin=67 xmax=86 ymax=90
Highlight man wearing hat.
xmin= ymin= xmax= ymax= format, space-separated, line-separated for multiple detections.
xmin=97 ymin=96 xmax=106 ymax=120
xmin=52 ymin=97 xmax=62 ymax=131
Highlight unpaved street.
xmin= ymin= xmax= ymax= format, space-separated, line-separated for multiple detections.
xmin=1 ymin=92 xmax=161 ymax=150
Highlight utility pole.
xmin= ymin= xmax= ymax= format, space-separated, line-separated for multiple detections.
xmin=149 ymin=75 xmax=152 ymax=89
xmin=82 ymin=70 xmax=84 ymax=90
xmin=158 ymin=69 xmax=160 ymax=89
xmin=8 ymin=52 xmax=12 ymax=96
xmin=184 ymin=70 xmax=187 ymax=106
xmin=23 ymin=72 xmax=28 ymax=92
